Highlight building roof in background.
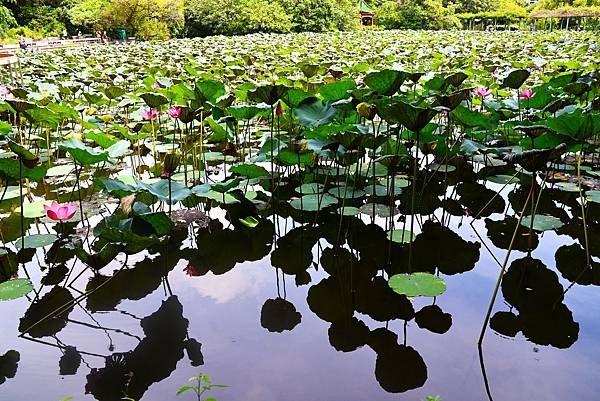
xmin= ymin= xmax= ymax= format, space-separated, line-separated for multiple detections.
xmin=358 ymin=0 xmax=374 ymax=14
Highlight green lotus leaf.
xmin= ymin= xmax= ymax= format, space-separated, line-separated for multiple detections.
xmin=519 ymin=214 xmax=564 ymax=231
xmin=0 ymin=279 xmax=34 ymax=301
xmin=389 ymin=272 xmax=447 ymax=297
xmin=289 ymin=194 xmax=338 ymax=211
xmin=15 ymin=234 xmax=58 ymax=249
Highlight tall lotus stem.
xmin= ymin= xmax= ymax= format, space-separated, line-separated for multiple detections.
xmin=19 ymin=160 xmax=24 ymax=250
xmin=150 ymin=120 xmax=157 ymax=166
xmin=74 ymin=162 xmax=85 ymax=225
xmin=408 ymin=131 xmax=420 ymax=272
xmin=478 ymin=184 xmax=534 ymax=345
xmin=577 ymin=151 xmax=591 ymax=268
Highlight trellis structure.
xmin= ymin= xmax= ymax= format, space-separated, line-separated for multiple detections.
xmin=531 ymin=8 xmax=600 ymax=31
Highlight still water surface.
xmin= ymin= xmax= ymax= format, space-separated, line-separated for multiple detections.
xmin=1 ymin=196 xmax=600 ymax=401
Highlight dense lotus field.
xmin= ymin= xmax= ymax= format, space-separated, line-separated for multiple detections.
xmin=1 ymin=29 xmax=600 ymax=400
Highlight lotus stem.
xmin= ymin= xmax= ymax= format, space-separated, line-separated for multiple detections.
xmin=478 ymin=182 xmax=534 ymax=346
xmin=577 ymin=151 xmax=591 ymax=268
xmin=19 ymin=160 xmax=25 ymax=250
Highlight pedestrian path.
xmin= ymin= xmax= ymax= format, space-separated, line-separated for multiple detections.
xmin=0 ymin=37 xmax=102 ymax=57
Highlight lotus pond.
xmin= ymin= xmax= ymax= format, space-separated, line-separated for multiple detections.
xmin=1 ymin=29 xmax=600 ymax=401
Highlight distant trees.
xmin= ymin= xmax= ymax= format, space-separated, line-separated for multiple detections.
xmin=185 ymin=0 xmax=292 ymax=36
xmin=450 ymin=0 xmax=495 ymax=14
xmin=184 ymin=0 xmax=358 ymax=37
xmin=0 ymin=1 xmax=17 ymax=36
xmin=67 ymin=0 xmax=109 ymax=31
xmin=3 ymin=0 xmax=71 ymax=37
xmin=67 ymin=0 xmax=183 ymax=39
xmin=534 ymin=0 xmax=600 ymax=9
xmin=2 ymin=0 xmax=598 ymax=41
xmin=278 ymin=0 xmax=357 ymax=32
xmin=376 ymin=0 xmax=460 ymax=30
xmin=102 ymin=0 xmax=184 ymax=40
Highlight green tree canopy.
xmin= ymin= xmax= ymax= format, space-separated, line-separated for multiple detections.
xmin=68 ymin=0 xmax=109 ymax=30
xmin=102 ymin=0 xmax=184 ymax=39
xmin=376 ymin=0 xmax=460 ymax=30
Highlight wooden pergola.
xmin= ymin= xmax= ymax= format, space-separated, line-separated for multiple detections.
xmin=531 ymin=8 xmax=600 ymax=31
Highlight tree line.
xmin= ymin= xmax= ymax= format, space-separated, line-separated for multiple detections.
xmin=0 ymin=0 xmax=597 ymax=41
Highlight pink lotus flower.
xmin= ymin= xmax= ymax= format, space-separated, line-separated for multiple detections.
xmin=0 ymin=86 xmax=12 ymax=96
xmin=520 ymin=88 xmax=535 ymax=100
xmin=474 ymin=87 xmax=492 ymax=98
xmin=275 ymin=102 xmax=283 ymax=117
xmin=152 ymin=82 xmax=161 ymax=89
xmin=166 ymin=105 xmax=182 ymax=119
xmin=142 ymin=108 xmax=159 ymax=121
xmin=491 ymin=68 xmax=500 ymax=78
xmin=43 ymin=201 xmax=78 ymax=221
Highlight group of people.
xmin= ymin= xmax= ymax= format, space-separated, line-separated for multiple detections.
xmin=95 ymin=30 xmax=109 ymax=43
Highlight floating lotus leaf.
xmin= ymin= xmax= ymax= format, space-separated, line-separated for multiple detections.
xmin=289 ymin=194 xmax=338 ymax=211
xmin=0 ymin=279 xmax=33 ymax=301
xmin=587 ymin=190 xmax=600 ymax=203
xmin=387 ymin=229 xmax=416 ymax=244
xmin=15 ymin=234 xmax=58 ymax=249
xmin=520 ymin=214 xmax=564 ymax=231
xmin=388 ymin=272 xmax=446 ymax=297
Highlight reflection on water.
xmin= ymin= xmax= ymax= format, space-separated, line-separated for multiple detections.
xmin=1 ymin=169 xmax=600 ymax=401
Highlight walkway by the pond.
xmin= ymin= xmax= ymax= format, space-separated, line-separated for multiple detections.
xmin=0 ymin=37 xmax=102 ymax=57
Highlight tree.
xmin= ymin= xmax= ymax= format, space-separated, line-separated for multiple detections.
xmin=6 ymin=0 xmax=71 ymax=35
xmin=185 ymin=0 xmax=246 ymax=36
xmin=376 ymin=0 xmax=460 ymax=30
xmin=185 ymin=0 xmax=354 ymax=36
xmin=68 ymin=0 xmax=109 ymax=30
xmin=102 ymin=0 xmax=184 ymax=40
xmin=450 ymin=0 xmax=494 ymax=14
xmin=0 ymin=0 xmax=17 ymax=35
xmin=238 ymin=0 xmax=292 ymax=34
xmin=278 ymin=0 xmax=357 ymax=32
xmin=534 ymin=0 xmax=600 ymax=9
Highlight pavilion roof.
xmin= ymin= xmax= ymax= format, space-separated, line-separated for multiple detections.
xmin=358 ymin=0 xmax=374 ymax=14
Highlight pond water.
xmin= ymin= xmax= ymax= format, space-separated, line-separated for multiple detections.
xmin=1 ymin=181 xmax=600 ymax=401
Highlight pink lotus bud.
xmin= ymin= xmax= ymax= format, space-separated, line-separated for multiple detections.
xmin=474 ymin=87 xmax=492 ymax=98
xmin=520 ymin=88 xmax=535 ymax=100
xmin=141 ymin=108 xmax=159 ymax=121
xmin=166 ymin=105 xmax=182 ymax=119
